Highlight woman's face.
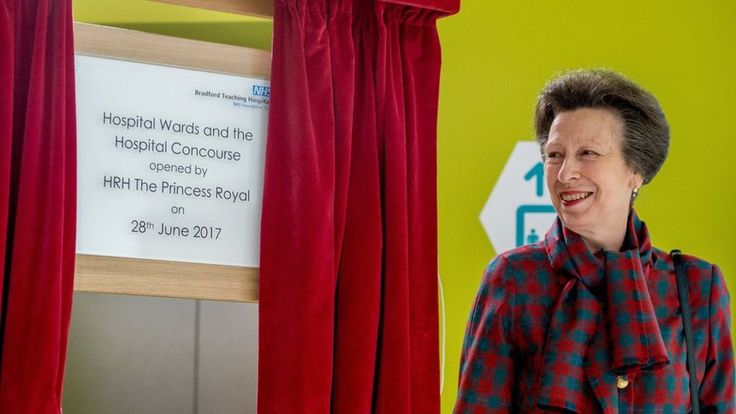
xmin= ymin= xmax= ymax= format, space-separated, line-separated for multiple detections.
xmin=543 ymin=108 xmax=643 ymax=246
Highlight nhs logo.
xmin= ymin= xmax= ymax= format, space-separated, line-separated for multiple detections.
xmin=252 ymin=85 xmax=270 ymax=97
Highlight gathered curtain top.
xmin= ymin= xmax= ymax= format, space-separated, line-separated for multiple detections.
xmin=379 ymin=0 xmax=460 ymax=14
xmin=273 ymin=0 xmax=459 ymax=17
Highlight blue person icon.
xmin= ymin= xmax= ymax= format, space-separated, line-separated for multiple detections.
xmin=515 ymin=204 xmax=555 ymax=247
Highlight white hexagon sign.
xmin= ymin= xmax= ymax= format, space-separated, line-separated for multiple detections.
xmin=480 ymin=141 xmax=557 ymax=254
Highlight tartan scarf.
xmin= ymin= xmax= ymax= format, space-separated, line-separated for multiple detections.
xmin=538 ymin=210 xmax=670 ymax=413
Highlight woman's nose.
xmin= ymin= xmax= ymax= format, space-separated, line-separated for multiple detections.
xmin=557 ymin=157 xmax=580 ymax=183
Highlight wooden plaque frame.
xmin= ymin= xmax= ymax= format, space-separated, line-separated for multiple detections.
xmin=73 ymin=22 xmax=270 ymax=302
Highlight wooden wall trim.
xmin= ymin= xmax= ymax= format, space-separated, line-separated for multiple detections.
xmin=75 ymin=255 xmax=259 ymax=302
xmin=74 ymin=22 xmax=271 ymax=79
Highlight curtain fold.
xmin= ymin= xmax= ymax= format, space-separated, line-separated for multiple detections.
xmin=0 ymin=0 xmax=76 ymax=412
xmin=259 ymin=0 xmax=457 ymax=412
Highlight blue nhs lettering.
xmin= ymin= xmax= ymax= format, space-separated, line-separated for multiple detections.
xmin=252 ymin=85 xmax=270 ymax=97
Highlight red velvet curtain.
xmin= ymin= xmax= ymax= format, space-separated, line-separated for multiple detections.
xmin=0 ymin=0 xmax=76 ymax=412
xmin=259 ymin=0 xmax=458 ymax=412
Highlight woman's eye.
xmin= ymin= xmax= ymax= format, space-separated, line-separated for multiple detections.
xmin=545 ymin=151 xmax=562 ymax=161
xmin=580 ymin=149 xmax=598 ymax=157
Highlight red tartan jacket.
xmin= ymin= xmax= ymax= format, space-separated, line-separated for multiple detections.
xmin=455 ymin=211 xmax=735 ymax=413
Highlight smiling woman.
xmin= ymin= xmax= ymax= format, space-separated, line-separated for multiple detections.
xmin=543 ymin=108 xmax=641 ymax=252
xmin=454 ymin=70 xmax=735 ymax=413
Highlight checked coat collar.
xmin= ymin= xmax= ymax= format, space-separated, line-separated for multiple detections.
xmin=538 ymin=210 xmax=670 ymax=413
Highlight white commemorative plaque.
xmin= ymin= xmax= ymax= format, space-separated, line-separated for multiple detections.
xmin=75 ymin=55 xmax=269 ymax=267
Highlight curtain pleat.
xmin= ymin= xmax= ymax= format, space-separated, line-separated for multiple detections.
xmin=259 ymin=2 xmax=337 ymax=412
xmin=331 ymin=4 xmax=381 ymax=413
xmin=259 ymin=1 xmax=456 ymax=412
xmin=0 ymin=0 xmax=76 ymax=412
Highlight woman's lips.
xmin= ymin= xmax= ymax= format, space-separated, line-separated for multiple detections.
xmin=559 ymin=191 xmax=593 ymax=207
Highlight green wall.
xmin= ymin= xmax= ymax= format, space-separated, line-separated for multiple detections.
xmin=74 ymin=0 xmax=273 ymax=50
xmin=437 ymin=1 xmax=736 ymax=411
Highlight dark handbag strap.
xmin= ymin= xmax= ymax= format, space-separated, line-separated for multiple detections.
xmin=671 ymin=249 xmax=700 ymax=414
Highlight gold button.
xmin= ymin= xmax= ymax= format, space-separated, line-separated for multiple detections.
xmin=616 ymin=375 xmax=629 ymax=389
